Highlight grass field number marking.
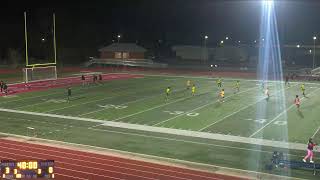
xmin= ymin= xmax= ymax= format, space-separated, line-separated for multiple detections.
xmin=163 ymin=111 xmax=199 ymax=117
xmin=98 ymin=104 xmax=128 ymax=109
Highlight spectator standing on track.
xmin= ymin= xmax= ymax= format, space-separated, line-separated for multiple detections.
xmin=0 ymin=81 xmax=3 ymax=92
xmin=67 ymin=87 xmax=72 ymax=101
xmin=303 ymin=138 xmax=317 ymax=163
xmin=285 ymin=75 xmax=289 ymax=86
xmin=99 ymin=74 xmax=102 ymax=81
xmin=3 ymin=83 xmax=8 ymax=95
xmin=93 ymin=74 xmax=98 ymax=85
xmin=81 ymin=75 xmax=86 ymax=86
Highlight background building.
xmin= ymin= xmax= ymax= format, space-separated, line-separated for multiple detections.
xmin=99 ymin=43 xmax=147 ymax=60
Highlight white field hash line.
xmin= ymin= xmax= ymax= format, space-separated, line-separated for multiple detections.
xmin=153 ymin=86 xmax=258 ymax=126
xmin=198 ymin=83 xmax=297 ymax=132
xmin=249 ymin=87 xmax=320 ymax=138
xmin=78 ymin=86 xmax=188 ymax=117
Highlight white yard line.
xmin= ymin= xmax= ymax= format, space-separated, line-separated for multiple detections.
xmin=312 ymin=126 xmax=320 ymax=138
xmin=109 ymin=91 xmax=211 ymax=122
xmin=78 ymin=87 xmax=187 ymax=117
xmin=153 ymin=86 xmax=258 ymax=126
xmin=249 ymin=87 xmax=320 ymax=138
xmin=198 ymin=84 xmax=297 ymax=132
xmin=44 ymin=97 xmax=113 ymax=113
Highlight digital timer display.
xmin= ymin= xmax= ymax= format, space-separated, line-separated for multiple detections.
xmin=0 ymin=160 xmax=54 ymax=179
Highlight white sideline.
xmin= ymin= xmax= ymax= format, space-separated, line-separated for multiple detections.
xmin=0 ymin=107 xmax=307 ymax=151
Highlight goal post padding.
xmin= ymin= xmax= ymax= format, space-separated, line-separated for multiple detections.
xmin=23 ymin=66 xmax=57 ymax=83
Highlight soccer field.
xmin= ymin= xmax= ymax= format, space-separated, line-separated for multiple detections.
xmin=0 ymin=73 xmax=320 ymax=179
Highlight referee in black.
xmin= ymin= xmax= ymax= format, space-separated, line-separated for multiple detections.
xmin=67 ymin=87 xmax=72 ymax=101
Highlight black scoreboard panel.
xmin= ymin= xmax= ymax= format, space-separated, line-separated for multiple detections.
xmin=0 ymin=160 xmax=54 ymax=179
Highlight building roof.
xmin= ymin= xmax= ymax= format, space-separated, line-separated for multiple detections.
xmin=99 ymin=43 xmax=147 ymax=53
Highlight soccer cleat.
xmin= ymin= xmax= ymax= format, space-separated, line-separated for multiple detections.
xmin=310 ymin=160 xmax=314 ymax=163
xmin=302 ymin=159 xmax=306 ymax=162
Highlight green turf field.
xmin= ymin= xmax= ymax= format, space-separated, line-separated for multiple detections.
xmin=0 ymin=74 xmax=320 ymax=179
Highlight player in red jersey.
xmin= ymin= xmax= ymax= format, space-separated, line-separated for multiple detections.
xmin=294 ymin=95 xmax=300 ymax=109
xmin=303 ymin=138 xmax=317 ymax=163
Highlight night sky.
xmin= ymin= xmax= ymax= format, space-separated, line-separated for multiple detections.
xmin=1 ymin=0 xmax=320 ymax=50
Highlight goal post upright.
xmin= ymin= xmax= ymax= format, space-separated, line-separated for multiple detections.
xmin=53 ymin=13 xmax=57 ymax=65
xmin=23 ymin=11 xmax=58 ymax=83
xmin=24 ymin=11 xmax=29 ymax=66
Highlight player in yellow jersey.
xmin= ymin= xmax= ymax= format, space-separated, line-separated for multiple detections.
xmin=165 ymin=86 xmax=171 ymax=101
xmin=234 ymin=80 xmax=240 ymax=93
xmin=186 ymin=80 xmax=191 ymax=90
xmin=220 ymin=89 xmax=225 ymax=102
xmin=191 ymin=84 xmax=196 ymax=96
xmin=216 ymin=77 xmax=222 ymax=88
xmin=301 ymin=84 xmax=305 ymax=97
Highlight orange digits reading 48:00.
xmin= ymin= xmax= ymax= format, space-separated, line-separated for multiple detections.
xmin=17 ymin=161 xmax=38 ymax=170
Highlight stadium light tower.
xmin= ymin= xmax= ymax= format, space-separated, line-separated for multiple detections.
xmin=220 ymin=40 xmax=224 ymax=44
xmin=313 ymin=36 xmax=317 ymax=69
xmin=225 ymin=36 xmax=229 ymax=40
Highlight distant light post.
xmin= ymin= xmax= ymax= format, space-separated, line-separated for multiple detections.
xmin=220 ymin=40 xmax=224 ymax=44
xmin=203 ymin=35 xmax=208 ymax=63
xmin=313 ymin=36 xmax=317 ymax=69
xmin=41 ymin=38 xmax=45 ymax=42
xmin=117 ymin=35 xmax=121 ymax=43
xmin=296 ymin=44 xmax=300 ymax=48
xmin=225 ymin=36 xmax=229 ymax=40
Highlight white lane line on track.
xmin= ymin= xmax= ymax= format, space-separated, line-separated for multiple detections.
xmin=0 ymin=149 xmax=155 ymax=180
xmin=0 ymin=140 xmax=223 ymax=180
xmin=0 ymin=146 xmax=220 ymax=180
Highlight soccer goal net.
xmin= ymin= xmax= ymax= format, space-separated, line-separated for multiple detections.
xmin=23 ymin=66 xmax=57 ymax=83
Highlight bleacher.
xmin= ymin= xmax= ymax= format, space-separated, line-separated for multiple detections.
xmin=87 ymin=58 xmax=168 ymax=68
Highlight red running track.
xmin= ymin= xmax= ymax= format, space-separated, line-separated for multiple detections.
xmin=1 ymin=74 xmax=143 ymax=97
xmin=0 ymin=139 xmax=247 ymax=180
